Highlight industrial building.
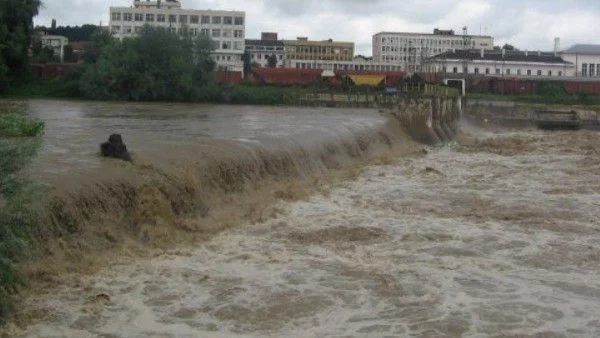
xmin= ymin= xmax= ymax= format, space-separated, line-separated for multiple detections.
xmin=39 ymin=34 xmax=69 ymax=63
xmin=373 ymin=28 xmax=494 ymax=72
xmin=245 ymin=32 xmax=285 ymax=68
xmin=423 ymin=49 xmax=574 ymax=78
xmin=108 ymin=0 xmax=245 ymax=72
xmin=561 ymin=44 xmax=600 ymax=77
xmin=284 ymin=37 xmax=354 ymax=63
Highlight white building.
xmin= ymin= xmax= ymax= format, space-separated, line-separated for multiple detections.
xmin=373 ymin=28 xmax=494 ymax=72
xmin=40 ymin=34 xmax=68 ymax=63
xmin=285 ymin=57 xmax=402 ymax=72
xmin=561 ymin=44 xmax=600 ymax=77
xmin=423 ymin=49 xmax=575 ymax=78
xmin=109 ymin=0 xmax=245 ymax=72
xmin=245 ymin=32 xmax=285 ymax=67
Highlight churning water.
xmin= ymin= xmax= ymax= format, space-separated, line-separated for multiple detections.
xmin=5 ymin=101 xmax=600 ymax=337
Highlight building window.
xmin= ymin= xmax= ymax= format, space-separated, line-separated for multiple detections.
xmin=485 ymin=68 xmax=490 ymax=74
xmin=145 ymin=14 xmax=154 ymax=22
xmin=134 ymin=26 xmax=143 ymax=34
xmin=222 ymin=41 xmax=230 ymax=49
xmin=453 ymin=67 xmax=458 ymax=73
xmin=463 ymin=66 xmax=468 ymax=74
xmin=125 ymin=26 xmax=132 ymax=34
xmin=442 ymin=66 xmax=447 ymax=73
xmin=179 ymin=15 xmax=187 ymax=24
xmin=223 ymin=16 xmax=233 ymax=25
xmin=201 ymin=15 xmax=210 ymax=24
xmin=548 ymin=70 xmax=552 ymax=76
xmin=234 ymin=17 xmax=244 ymax=25
xmin=234 ymin=30 xmax=244 ymax=38
xmin=495 ymin=68 xmax=500 ymax=75
xmin=234 ymin=41 xmax=242 ymax=50
xmin=169 ymin=15 xmax=176 ymax=23
xmin=582 ymin=63 xmax=588 ymax=77
xmin=506 ymin=69 xmax=511 ymax=75
xmin=200 ymin=29 xmax=209 ymax=36
xmin=517 ymin=69 xmax=521 ymax=75
xmin=590 ymin=64 xmax=595 ymax=76
xmin=157 ymin=14 xmax=165 ymax=22
xmin=111 ymin=25 xmax=120 ymax=33
xmin=134 ymin=13 xmax=143 ymax=21
xmin=597 ymin=64 xmax=600 ymax=76
xmin=212 ymin=16 xmax=221 ymax=24
xmin=123 ymin=13 xmax=133 ymax=21
xmin=111 ymin=12 xmax=121 ymax=21
xmin=169 ymin=27 xmax=176 ymax=33
xmin=527 ymin=69 xmax=532 ymax=75
xmin=191 ymin=28 xmax=198 ymax=36
xmin=190 ymin=15 xmax=199 ymax=24
xmin=222 ymin=29 xmax=231 ymax=38
xmin=474 ymin=68 xmax=479 ymax=74
xmin=212 ymin=29 xmax=221 ymax=37
xmin=558 ymin=71 xmax=563 ymax=76
xmin=537 ymin=70 xmax=542 ymax=76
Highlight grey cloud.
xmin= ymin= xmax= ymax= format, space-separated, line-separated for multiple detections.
xmin=35 ymin=0 xmax=600 ymax=55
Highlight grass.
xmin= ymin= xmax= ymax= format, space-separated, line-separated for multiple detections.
xmin=0 ymin=102 xmax=45 ymax=322
xmin=468 ymin=92 xmax=600 ymax=106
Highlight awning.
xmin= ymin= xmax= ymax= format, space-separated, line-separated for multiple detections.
xmin=348 ymin=75 xmax=385 ymax=86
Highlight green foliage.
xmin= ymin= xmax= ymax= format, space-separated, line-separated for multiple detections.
xmin=43 ymin=24 xmax=100 ymax=42
xmin=219 ymin=85 xmax=304 ymax=105
xmin=0 ymin=0 xmax=42 ymax=86
xmin=536 ymin=82 xmax=567 ymax=98
xmin=80 ymin=26 xmax=217 ymax=101
xmin=0 ymin=103 xmax=45 ymax=322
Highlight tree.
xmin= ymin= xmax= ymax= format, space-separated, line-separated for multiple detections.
xmin=267 ymin=54 xmax=278 ymax=68
xmin=80 ymin=26 xmax=217 ymax=101
xmin=242 ymin=50 xmax=252 ymax=77
xmin=502 ymin=43 xmax=517 ymax=51
xmin=0 ymin=0 xmax=42 ymax=89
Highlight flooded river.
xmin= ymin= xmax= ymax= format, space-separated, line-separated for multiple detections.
xmin=5 ymin=101 xmax=600 ymax=337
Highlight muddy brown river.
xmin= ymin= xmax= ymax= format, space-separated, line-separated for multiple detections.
xmin=4 ymin=100 xmax=600 ymax=337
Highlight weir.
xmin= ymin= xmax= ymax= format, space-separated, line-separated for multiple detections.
xmin=384 ymin=94 xmax=463 ymax=144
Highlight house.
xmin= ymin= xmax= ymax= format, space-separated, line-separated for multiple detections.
xmin=561 ymin=44 xmax=600 ymax=77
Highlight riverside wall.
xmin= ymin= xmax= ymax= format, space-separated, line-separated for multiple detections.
xmin=385 ymin=96 xmax=463 ymax=144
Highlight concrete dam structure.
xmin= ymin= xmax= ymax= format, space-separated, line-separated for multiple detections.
xmin=385 ymin=95 xmax=463 ymax=144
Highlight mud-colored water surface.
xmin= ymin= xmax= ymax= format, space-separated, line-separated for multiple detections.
xmin=4 ymin=101 xmax=600 ymax=337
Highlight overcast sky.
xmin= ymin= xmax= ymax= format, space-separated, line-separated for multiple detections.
xmin=36 ymin=0 xmax=600 ymax=55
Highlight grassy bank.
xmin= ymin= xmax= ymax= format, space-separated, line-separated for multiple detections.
xmin=0 ymin=102 xmax=45 ymax=322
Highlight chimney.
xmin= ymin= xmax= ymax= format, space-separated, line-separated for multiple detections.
xmin=554 ymin=37 xmax=560 ymax=55
xmin=525 ymin=50 xmax=528 ymax=57
xmin=480 ymin=48 xmax=484 ymax=58
xmin=502 ymin=48 xmax=506 ymax=58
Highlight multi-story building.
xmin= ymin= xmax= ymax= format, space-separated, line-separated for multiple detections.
xmin=245 ymin=32 xmax=285 ymax=67
xmin=40 ymin=34 xmax=69 ymax=63
xmin=373 ymin=28 xmax=494 ymax=72
xmin=285 ymin=57 xmax=402 ymax=72
xmin=284 ymin=37 xmax=354 ymax=63
xmin=561 ymin=44 xmax=600 ymax=77
xmin=109 ymin=0 xmax=245 ymax=72
xmin=422 ymin=49 xmax=574 ymax=77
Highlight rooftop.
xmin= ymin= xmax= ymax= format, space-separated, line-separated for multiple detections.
xmin=562 ymin=44 xmax=600 ymax=54
xmin=429 ymin=49 xmax=572 ymax=64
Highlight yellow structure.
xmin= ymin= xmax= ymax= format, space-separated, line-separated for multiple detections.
xmin=348 ymin=75 xmax=385 ymax=86
xmin=284 ymin=37 xmax=354 ymax=62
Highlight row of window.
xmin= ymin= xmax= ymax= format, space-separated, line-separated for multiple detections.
xmin=380 ymin=37 xmax=478 ymax=47
xmin=111 ymin=25 xmax=243 ymax=38
xmin=295 ymin=63 xmax=402 ymax=72
xmin=380 ymin=46 xmax=445 ymax=55
xmin=287 ymin=46 xmax=351 ymax=54
xmin=111 ymin=12 xmax=244 ymax=25
xmin=581 ymin=63 xmax=600 ymax=76
xmin=251 ymin=54 xmax=284 ymax=61
xmin=443 ymin=66 xmax=563 ymax=77
xmin=246 ymin=45 xmax=284 ymax=51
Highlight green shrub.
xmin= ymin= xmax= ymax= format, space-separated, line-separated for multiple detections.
xmin=0 ymin=107 xmax=44 ymax=322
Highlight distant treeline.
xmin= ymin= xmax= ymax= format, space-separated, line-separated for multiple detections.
xmin=38 ymin=24 xmax=100 ymax=42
